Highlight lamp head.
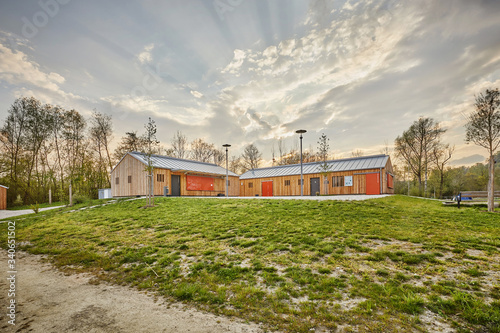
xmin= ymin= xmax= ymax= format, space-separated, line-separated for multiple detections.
xmin=295 ymin=129 xmax=307 ymax=134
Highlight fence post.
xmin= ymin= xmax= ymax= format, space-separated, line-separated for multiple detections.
xmin=69 ymin=184 xmax=73 ymax=207
xmin=49 ymin=188 xmax=52 ymax=204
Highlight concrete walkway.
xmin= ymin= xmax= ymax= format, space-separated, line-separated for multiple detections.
xmin=189 ymin=194 xmax=391 ymax=201
xmin=0 ymin=205 xmax=65 ymax=219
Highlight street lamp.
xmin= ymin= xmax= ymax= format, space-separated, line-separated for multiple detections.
xmin=223 ymin=144 xmax=231 ymax=197
xmin=295 ymin=130 xmax=307 ymax=196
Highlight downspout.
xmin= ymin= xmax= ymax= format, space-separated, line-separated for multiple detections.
xmin=380 ymin=167 xmax=383 ymax=194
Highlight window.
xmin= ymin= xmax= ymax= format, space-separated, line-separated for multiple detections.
xmin=285 ymin=180 xmax=290 ymax=186
xmin=157 ymin=174 xmax=165 ymax=182
xmin=249 ymin=182 xmax=253 ymax=188
xmin=298 ymin=179 xmax=303 ymax=185
xmin=115 ymin=177 xmax=119 ymax=185
xmin=128 ymin=175 xmax=132 ymax=183
xmin=228 ymin=180 xmax=230 ymax=186
xmin=387 ymin=174 xmax=394 ymax=189
xmin=332 ymin=176 xmax=344 ymax=187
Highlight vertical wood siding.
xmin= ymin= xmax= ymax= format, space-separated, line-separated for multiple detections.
xmin=111 ymin=154 xmax=240 ymax=197
xmin=0 ymin=187 xmax=7 ymax=210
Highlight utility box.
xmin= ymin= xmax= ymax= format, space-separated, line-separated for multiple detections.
xmin=163 ymin=186 xmax=169 ymax=196
xmin=98 ymin=188 xmax=112 ymax=199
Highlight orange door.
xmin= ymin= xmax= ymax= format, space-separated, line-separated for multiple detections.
xmin=262 ymin=181 xmax=273 ymax=197
xmin=366 ymin=173 xmax=380 ymax=195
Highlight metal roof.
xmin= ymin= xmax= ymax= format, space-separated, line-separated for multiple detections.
xmin=240 ymin=154 xmax=389 ymax=180
xmin=126 ymin=152 xmax=238 ymax=177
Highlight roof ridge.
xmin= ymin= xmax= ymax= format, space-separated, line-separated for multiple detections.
xmin=242 ymin=154 xmax=388 ymax=173
xmin=130 ymin=151 xmax=226 ymax=168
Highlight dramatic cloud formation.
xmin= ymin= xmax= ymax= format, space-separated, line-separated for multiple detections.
xmin=0 ymin=0 xmax=499 ymax=165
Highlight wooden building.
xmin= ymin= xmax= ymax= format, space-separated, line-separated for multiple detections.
xmin=239 ymin=154 xmax=394 ymax=197
xmin=0 ymin=185 xmax=7 ymax=210
xmin=111 ymin=152 xmax=239 ymax=197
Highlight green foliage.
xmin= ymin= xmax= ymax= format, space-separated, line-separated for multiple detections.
xmin=30 ymin=202 xmax=40 ymax=214
xmin=13 ymin=194 xmax=23 ymax=206
xmin=72 ymin=194 xmax=90 ymax=204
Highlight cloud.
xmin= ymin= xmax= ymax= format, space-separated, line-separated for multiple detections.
xmin=190 ymin=90 xmax=204 ymax=98
xmin=137 ymin=43 xmax=155 ymax=64
xmin=0 ymin=42 xmax=65 ymax=92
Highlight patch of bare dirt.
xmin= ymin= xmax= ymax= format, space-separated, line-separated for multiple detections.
xmin=0 ymin=250 xmax=263 ymax=333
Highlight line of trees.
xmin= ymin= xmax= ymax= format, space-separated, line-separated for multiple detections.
xmin=393 ymin=87 xmax=500 ymax=212
xmin=0 ymin=97 xmax=113 ymax=206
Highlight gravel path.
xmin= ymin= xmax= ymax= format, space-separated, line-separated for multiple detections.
xmin=0 ymin=251 xmax=263 ymax=333
xmin=0 ymin=206 xmax=65 ymax=220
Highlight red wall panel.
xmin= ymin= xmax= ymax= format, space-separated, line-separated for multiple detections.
xmin=186 ymin=175 xmax=214 ymax=191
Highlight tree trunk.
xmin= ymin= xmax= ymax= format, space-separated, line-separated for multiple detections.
xmin=489 ymin=153 xmax=495 ymax=212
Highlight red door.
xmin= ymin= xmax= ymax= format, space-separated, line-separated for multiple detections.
xmin=366 ymin=173 xmax=380 ymax=195
xmin=262 ymin=181 xmax=273 ymax=197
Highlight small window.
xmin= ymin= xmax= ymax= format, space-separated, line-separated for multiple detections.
xmin=228 ymin=180 xmax=230 ymax=186
xmin=332 ymin=176 xmax=344 ymax=187
xmin=128 ymin=175 xmax=132 ymax=183
xmin=285 ymin=180 xmax=290 ymax=186
xmin=298 ymin=179 xmax=303 ymax=185
xmin=157 ymin=174 xmax=164 ymax=182
xmin=249 ymin=182 xmax=253 ymax=188
xmin=115 ymin=177 xmax=119 ymax=185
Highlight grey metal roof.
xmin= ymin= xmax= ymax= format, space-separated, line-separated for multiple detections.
xmin=240 ymin=154 xmax=389 ymax=180
xmin=126 ymin=152 xmax=238 ymax=177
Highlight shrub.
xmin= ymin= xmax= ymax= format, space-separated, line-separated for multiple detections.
xmin=72 ymin=194 xmax=90 ymax=204
xmin=13 ymin=194 xmax=23 ymax=206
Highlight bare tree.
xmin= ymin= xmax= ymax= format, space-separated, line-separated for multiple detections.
xmin=190 ymin=138 xmax=214 ymax=163
xmin=465 ymin=88 xmax=500 ymax=212
xmin=143 ymin=117 xmax=159 ymax=207
xmin=91 ymin=111 xmax=113 ymax=170
xmin=171 ymin=130 xmax=188 ymax=159
xmin=90 ymin=110 xmax=113 ymax=185
xmin=212 ymin=148 xmax=225 ymax=166
xmin=241 ymin=144 xmax=262 ymax=172
xmin=317 ymin=133 xmax=332 ymax=194
xmin=432 ymin=144 xmax=454 ymax=198
xmin=351 ymin=149 xmax=364 ymax=157
xmin=395 ymin=117 xmax=445 ymax=196
xmin=229 ymin=156 xmax=241 ymax=174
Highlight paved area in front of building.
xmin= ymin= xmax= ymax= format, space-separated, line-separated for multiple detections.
xmin=191 ymin=194 xmax=391 ymax=201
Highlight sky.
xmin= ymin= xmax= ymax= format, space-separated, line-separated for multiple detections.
xmin=1 ymin=0 xmax=499 ymax=167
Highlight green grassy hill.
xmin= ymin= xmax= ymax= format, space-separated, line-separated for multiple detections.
xmin=2 ymin=196 xmax=499 ymax=332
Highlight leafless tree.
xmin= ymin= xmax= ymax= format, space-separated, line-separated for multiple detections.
xmin=241 ymin=144 xmax=262 ymax=172
xmin=190 ymin=138 xmax=214 ymax=163
xmin=90 ymin=110 xmax=113 ymax=183
xmin=395 ymin=117 xmax=445 ymax=196
xmin=465 ymin=88 xmax=500 ymax=212
xmin=432 ymin=144 xmax=454 ymax=198
xmin=171 ymin=130 xmax=188 ymax=159
xmin=351 ymin=149 xmax=364 ymax=157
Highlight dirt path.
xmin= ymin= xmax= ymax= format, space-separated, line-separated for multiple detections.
xmin=0 ymin=251 xmax=263 ymax=333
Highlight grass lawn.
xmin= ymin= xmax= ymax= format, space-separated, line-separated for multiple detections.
xmin=1 ymin=195 xmax=499 ymax=332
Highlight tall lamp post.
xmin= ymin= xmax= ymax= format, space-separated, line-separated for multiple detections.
xmin=295 ymin=130 xmax=307 ymax=196
xmin=223 ymin=144 xmax=231 ymax=197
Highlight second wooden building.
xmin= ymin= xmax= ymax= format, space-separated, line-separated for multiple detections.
xmin=239 ymin=154 xmax=394 ymax=197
